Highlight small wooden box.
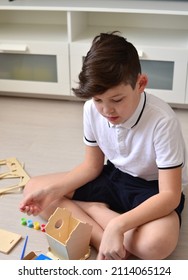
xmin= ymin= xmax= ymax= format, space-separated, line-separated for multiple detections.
xmin=45 ymin=207 xmax=92 ymax=260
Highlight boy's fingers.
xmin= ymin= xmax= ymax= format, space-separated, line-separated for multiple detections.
xmin=96 ymin=252 xmax=105 ymax=260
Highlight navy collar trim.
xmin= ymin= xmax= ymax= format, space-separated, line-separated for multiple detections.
xmin=131 ymin=91 xmax=146 ymax=129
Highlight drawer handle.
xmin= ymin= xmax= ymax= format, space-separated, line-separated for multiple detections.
xmin=0 ymin=44 xmax=28 ymax=53
xmin=138 ymin=50 xmax=144 ymax=58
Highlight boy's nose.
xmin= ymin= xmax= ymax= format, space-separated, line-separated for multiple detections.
xmin=103 ymin=106 xmax=114 ymax=115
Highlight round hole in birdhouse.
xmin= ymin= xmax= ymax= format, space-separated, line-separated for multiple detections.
xmin=55 ymin=219 xmax=63 ymax=229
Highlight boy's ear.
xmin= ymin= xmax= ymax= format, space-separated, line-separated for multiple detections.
xmin=137 ymin=74 xmax=148 ymax=92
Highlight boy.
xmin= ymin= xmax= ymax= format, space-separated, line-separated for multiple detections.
xmin=20 ymin=32 xmax=187 ymax=260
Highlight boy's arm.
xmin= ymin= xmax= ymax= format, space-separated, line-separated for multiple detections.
xmin=20 ymin=145 xmax=104 ymax=215
xmin=118 ymin=166 xmax=181 ymax=229
xmin=98 ymin=166 xmax=182 ymax=259
xmin=58 ymin=145 xmax=105 ymax=196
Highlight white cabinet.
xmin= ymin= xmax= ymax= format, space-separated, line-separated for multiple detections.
xmin=0 ymin=0 xmax=188 ymax=105
xmin=0 ymin=42 xmax=69 ymax=95
xmin=0 ymin=9 xmax=70 ymax=96
xmin=71 ymin=45 xmax=188 ymax=104
xmin=68 ymin=10 xmax=188 ymax=104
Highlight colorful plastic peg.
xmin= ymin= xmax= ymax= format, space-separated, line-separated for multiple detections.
xmin=27 ymin=219 xmax=33 ymax=228
xmin=33 ymin=221 xmax=40 ymax=230
xmin=21 ymin=217 xmax=27 ymax=225
xmin=41 ymin=224 xmax=46 ymax=232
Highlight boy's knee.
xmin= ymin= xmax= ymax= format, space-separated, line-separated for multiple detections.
xmin=137 ymin=235 xmax=177 ymax=260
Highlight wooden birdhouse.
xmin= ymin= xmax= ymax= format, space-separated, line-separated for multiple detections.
xmin=45 ymin=207 xmax=92 ymax=260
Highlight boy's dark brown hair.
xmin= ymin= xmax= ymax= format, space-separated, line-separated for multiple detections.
xmin=72 ymin=31 xmax=141 ymax=99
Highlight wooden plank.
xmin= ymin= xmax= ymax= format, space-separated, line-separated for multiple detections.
xmin=0 ymin=229 xmax=22 ymax=254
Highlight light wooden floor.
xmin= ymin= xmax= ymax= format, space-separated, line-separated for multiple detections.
xmin=0 ymin=96 xmax=187 ymax=260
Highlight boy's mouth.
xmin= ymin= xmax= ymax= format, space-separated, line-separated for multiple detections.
xmin=106 ymin=116 xmax=119 ymax=122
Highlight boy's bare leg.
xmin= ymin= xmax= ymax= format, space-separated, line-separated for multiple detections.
xmin=124 ymin=211 xmax=180 ymax=259
xmin=40 ymin=197 xmax=179 ymax=259
xmin=74 ymin=201 xmax=180 ymax=259
xmin=40 ymin=197 xmax=104 ymax=252
xmin=74 ymin=200 xmax=131 ymax=259
xmin=74 ymin=200 xmax=120 ymax=228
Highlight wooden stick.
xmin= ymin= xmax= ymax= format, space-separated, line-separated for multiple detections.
xmin=0 ymin=183 xmax=24 ymax=194
xmin=0 ymin=157 xmax=30 ymax=194
xmin=0 ymin=172 xmax=20 ymax=179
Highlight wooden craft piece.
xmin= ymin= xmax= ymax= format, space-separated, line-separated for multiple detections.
xmin=0 ymin=228 xmax=22 ymax=254
xmin=45 ymin=207 xmax=92 ymax=260
xmin=0 ymin=157 xmax=30 ymax=194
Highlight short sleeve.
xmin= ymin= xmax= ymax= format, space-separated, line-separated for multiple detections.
xmin=83 ymin=100 xmax=98 ymax=146
xmin=154 ymin=117 xmax=184 ymax=169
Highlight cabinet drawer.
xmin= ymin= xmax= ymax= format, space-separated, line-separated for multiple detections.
xmin=138 ymin=47 xmax=187 ymax=104
xmin=70 ymin=44 xmax=187 ymax=104
xmin=0 ymin=42 xmax=70 ymax=96
xmin=70 ymin=43 xmax=92 ymax=95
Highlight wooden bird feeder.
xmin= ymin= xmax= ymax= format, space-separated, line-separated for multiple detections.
xmin=45 ymin=207 xmax=92 ymax=260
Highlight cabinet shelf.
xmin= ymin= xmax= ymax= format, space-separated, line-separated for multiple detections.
xmin=1 ymin=0 xmax=188 ymax=15
xmin=71 ymin=25 xmax=188 ymax=49
xmin=0 ymin=24 xmax=67 ymax=43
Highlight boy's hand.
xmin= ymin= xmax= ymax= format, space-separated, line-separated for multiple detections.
xmin=97 ymin=218 xmax=126 ymax=260
xmin=19 ymin=174 xmax=60 ymax=216
xmin=19 ymin=187 xmax=53 ymax=216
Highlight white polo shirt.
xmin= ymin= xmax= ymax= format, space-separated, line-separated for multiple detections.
xmin=83 ymin=92 xmax=188 ymax=187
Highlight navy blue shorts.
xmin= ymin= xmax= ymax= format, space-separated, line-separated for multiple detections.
xmin=73 ymin=161 xmax=185 ymax=225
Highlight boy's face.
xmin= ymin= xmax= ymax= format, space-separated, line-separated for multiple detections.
xmin=93 ymin=75 xmax=147 ymax=125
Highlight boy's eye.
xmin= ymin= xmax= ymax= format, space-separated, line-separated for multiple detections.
xmin=94 ymin=99 xmax=102 ymax=103
xmin=113 ymin=98 xmax=123 ymax=103
xmin=93 ymin=97 xmax=124 ymax=103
